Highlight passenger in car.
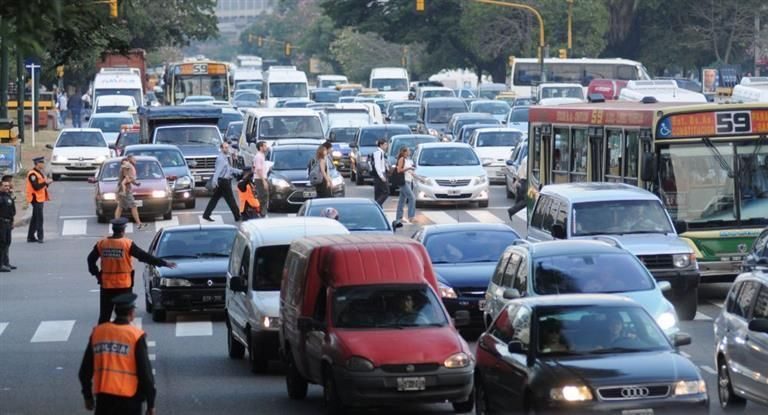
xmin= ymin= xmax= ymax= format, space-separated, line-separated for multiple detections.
xmin=540 ymin=318 xmax=568 ymax=353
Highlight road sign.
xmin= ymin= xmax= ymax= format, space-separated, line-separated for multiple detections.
xmin=23 ymin=58 xmax=41 ymax=75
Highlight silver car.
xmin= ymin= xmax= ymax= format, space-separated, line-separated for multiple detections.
xmin=714 ymin=268 xmax=768 ymax=410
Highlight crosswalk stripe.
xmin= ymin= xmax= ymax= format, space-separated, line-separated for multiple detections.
xmin=31 ymin=320 xmax=76 ymax=343
xmin=149 ymin=353 xmax=156 ymax=361
xmin=198 ymin=215 xmax=223 ymax=225
xmin=147 ymin=340 xmax=156 ymax=347
xmin=154 ymin=216 xmax=179 ymax=230
xmin=420 ymin=211 xmax=459 ymax=224
xmin=694 ymin=312 xmax=713 ymax=321
xmin=465 ymin=210 xmax=505 ymax=224
xmin=62 ymin=219 xmax=88 ymax=236
xmin=0 ymin=322 xmax=8 ymax=337
xmin=175 ymin=321 xmax=213 ymax=337
xmin=700 ymin=365 xmax=717 ymax=375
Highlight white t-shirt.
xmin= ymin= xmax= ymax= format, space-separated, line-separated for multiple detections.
xmin=403 ymin=158 xmax=414 ymax=182
xmin=518 ymin=156 xmax=527 ymax=180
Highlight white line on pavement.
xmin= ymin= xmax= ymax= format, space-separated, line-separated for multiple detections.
xmin=694 ymin=312 xmax=713 ymax=321
xmin=198 ymin=215 xmax=223 ymax=225
xmin=709 ymin=301 xmax=724 ymax=309
xmin=149 ymin=354 xmax=156 ymax=361
xmin=60 ymin=215 xmax=97 ymax=219
xmin=89 ymin=289 xmax=100 ymax=293
xmin=147 ymin=341 xmax=156 ymax=347
xmin=465 ymin=210 xmax=505 ymax=224
xmin=154 ymin=216 xmax=179 ymax=230
xmin=175 ymin=321 xmax=213 ymax=337
xmin=700 ymin=365 xmax=717 ymax=375
xmin=420 ymin=211 xmax=459 ymax=225
xmin=62 ymin=219 xmax=88 ymax=236
xmin=175 ymin=210 xmax=231 ymax=216
xmin=30 ymin=320 xmax=76 ymax=343
xmin=680 ymin=351 xmax=691 ymax=358
xmin=0 ymin=322 xmax=8 ymax=337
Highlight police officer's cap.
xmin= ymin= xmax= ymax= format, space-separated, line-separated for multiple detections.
xmin=110 ymin=217 xmax=129 ymax=230
xmin=113 ymin=293 xmax=138 ymax=312
xmin=33 ymin=156 xmax=45 ymax=164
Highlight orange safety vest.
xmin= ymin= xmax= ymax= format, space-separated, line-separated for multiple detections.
xmin=97 ymin=238 xmax=134 ymax=289
xmin=91 ymin=322 xmax=143 ymax=397
xmin=25 ymin=169 xmax=50 ymax=203
xmin=237 ymin=182 xmax=260 ymax=214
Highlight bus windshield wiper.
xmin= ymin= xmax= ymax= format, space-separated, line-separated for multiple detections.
xmin=702 ymin=137 xmax=733 ymax=178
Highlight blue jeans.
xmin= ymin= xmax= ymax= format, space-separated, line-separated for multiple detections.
xmin=396 ymin=182 xmax=416 ymax=221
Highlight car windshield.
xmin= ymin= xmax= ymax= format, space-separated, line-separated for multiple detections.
xmin=272 ymin=148 xmax=315 ymax=170
xmin=234 ymin=93 xmax=260 ymax=106
xmin=359 ymin=127 xmax=409 ymax=147
xmin=326 ymin=112 xmax=371 ymax=127
xmin=156 ymin=228 xmax=236 ymax=259
xmin=514 ymin=98 xmax=533 ymax=106
xmin=388 ymin=136 xmax=438 ymax=157
xmin=425 ymin=230 xmax=519 ymax=264
xmin=118 ymin=132 xmax=140 ymax=147
xmin=418 ymin=147 xmax=479 ymax=166
xmin=217 ymin=113 xmax=243 ymax=132
xmin=423 ymin=90 xmax=455 ymax=99
xmin=476 ymin=131 xmax=522 ymax=147
xmin=428 ymin=105 xmax=466 ymax=123
xmin=99 ymin=159 xmax=165 ymax=181
xmin=225 ymin=123 xmax=243 ymax=139
xmin=533 ymin=253 xmax=655 ymax=295
xmin=460 ymin=125 xmax=497 ymax=142
xmin=269 ymin=82 xmax=308 ymax=98
xmin=455 ymin=118 xmax=495 ymax=134
xmin=390 ymin=106 xmax=418 ymax=121
xmin=473 ymin=102 xmax=511 ymax=115
xmin=56 ymin=131 xmax=106 ymax=147
xmin=154 ymin=127 xmax=221 ymax=146
xmin=370 ymin=78 xmax=408 ymax=92
xmin=258 ymin=116 xmax=324 ymax=139
xmin=573 ymin=200 xmax=674 ymax=236
xmin=510 ymin=107 xmax=529 ymax=123
xmin=478 ymin=89 xmax=503 ymax=100
xmin=125 ymin=149 xmax=186 ymax=168
xmin=329 ymin=128 xmax=357 ymax=144
xmin=333 ymin=285 xmax=448 ymax=329
xmin=536 ymin=305 xmax=670 ymax=355
xmin=541 ymin=87 xmax=583 ymax=99
xmin=252 ymin=245 xmax=289 ymax=291
xmin=89 ymin=117 xmax=135 ymax=133
xmin=312 ymin=91 xmax=340 ymax=103
xmin=236 ymin=81 xmax=262 ymax=90
xmin=307 ymin=203 xmax=389 ymax=231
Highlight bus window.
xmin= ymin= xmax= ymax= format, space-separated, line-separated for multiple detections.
xmin=584 ymin=65 xmax=615 ymax=85
xmin=624 ymin=131 xmax=640 ymax=185
xmin=548 ymin=64 xmax=582 ymax=84
xmin=514 ymin=63 xmax=541 ymax=86
xmin=571 ymin=129 xmax=588 ymax=182
xmin=531 ymin=128 xmax=542 ymax=181
xmin=617 ymin=65 xmax=639 ymax=81
xmin=553 ymin=127 xmax=570 ymax=183
xmin=606 ymin=129 xmax=623 ymax=182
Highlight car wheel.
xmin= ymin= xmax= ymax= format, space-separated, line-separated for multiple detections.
xmin=52 ymin=174 xmax=61 ymax=181
xmin=144 ymin=293 xmax=153 ymax=313
xmin=355 ymin=169 xmax=364 ymax=185
xmin=227 ymin=320 xmax=245 ymax=360
xmin=162 ymin=210 xmax=172 ymax=220
xmin=96 ymin=213 xmax=108 ymax=224
xmin=474 ymin=377 xmax=491 ymax=415
xmin=479 ymin=200 xmax=489 ymax=208
xmin=285 ymin=352 xmax=308 ymax=400
xmin=184 ymin=199 xmax=196 ymax=209
xmin=452 ymin=392 xmax=474 ymax=413
xmin=151 ymin=307 xmax=166 ymax=322
xmin=718 ymin=358 xmax=746 ymax=410
xmin=676 ymin=288 xmax=698 ymax=321
xmin=248 ymin=334 xmax=268 ymax=373
xmin=323 ymin=368 xmax=345 ymax=415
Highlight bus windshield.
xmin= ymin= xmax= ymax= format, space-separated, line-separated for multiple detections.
xmin=174 ymin=74 xmax=229 ymax=102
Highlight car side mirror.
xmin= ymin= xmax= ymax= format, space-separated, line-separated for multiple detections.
xmin=385 ymin=116 xmax=391 ymax=122
xmin=757 ymin=257 xmax=768 ymax=267
xmin=748 ymin=318 xmax=768 ymax=334
xmin=503 ymin=288 xmax=521 ymax=300
xmin=673 ymin=220 xmax=688 ymax=234
xmin=658 ymin=281 xmax=672 ymax=292
xmin=45 ymin=144 xmax=53 ymax=149
xmin=84 ymin=116 xmax=90 ymax=122
xmin=453 ymin=310 xmax=471 ymax=328
xmin=187 ymin=160 xmax=197 ymax=168
xmin=506 ymin=160 xmax=514 ymax=166
xmin=393 ymin=221 xmax=403 ymax=231
xmin=229 ymin=276 xmax=247 ymax=292
xmin=87 ymin=177 xmax=96 ymax=184
xmin=551 ymin=224 xmax=567 ymax=240
xmin=482 ymin=160 xmax=492 ymax=167
xmin=507 ymin=340 xmax=526 ymax=354
xmin=641 ymin=152 xmax=657 ymax=182
xmin=672 ymin=333 xmax=692 ymax=347
xmin=108 ymin=144 xmax=116 ymax=150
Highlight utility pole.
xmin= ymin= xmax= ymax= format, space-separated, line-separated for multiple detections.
xmin=16 ymin=53 xmax=23 ymax=143
xmin=0 ymin=18 xmax=8 ymax=119
xmin=756 ymin=12 xmax=762 ymax=76
xmin=567 ymin=0 xmax=574 ymax=58
xmin=25 ymin=62 xmax=39 ymax=147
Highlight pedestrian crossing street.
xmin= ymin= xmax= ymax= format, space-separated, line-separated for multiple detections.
xmin=14 ymin=208 xmax=513 ymax=239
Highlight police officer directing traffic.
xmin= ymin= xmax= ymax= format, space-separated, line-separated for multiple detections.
xmin=87 ymin=218 xmax=176 ymax=323
xmin=0 ymin=179 xmax=15 ymax=272
xmin=79 ymin=293 xmax=156 ymax=415
xmin=26 ymin=156 xmax=51 ymax=243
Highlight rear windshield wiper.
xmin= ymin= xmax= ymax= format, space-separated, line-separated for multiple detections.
xmin=196 ymin=252 xmax=230 ymax=258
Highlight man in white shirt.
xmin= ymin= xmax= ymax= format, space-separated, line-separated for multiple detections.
xmin=252 ymin=141 xmax=269 ymax=217
xmin=508 ymin=155 xmax=527 ymax=219
xmin=372 ymin=139 xmax=390 ymax=206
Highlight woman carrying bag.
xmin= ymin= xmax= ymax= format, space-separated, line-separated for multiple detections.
xmin=393 ymin=147 xmax=417 ymax=225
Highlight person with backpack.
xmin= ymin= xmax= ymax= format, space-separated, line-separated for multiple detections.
xmin=309 ymin=144 xmax=333 ymax=198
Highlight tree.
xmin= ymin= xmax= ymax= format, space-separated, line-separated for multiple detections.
xmin=329 ymin=28 xmax=407 ymax=82
xmin=681 ymin=0 xmax=761 ymax=64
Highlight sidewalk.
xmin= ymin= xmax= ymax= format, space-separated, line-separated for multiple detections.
xmin=11 ymin=128 xmax=57 ymax=227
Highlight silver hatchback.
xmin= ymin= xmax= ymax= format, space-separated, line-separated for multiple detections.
xmin=714 ymin=267 xmax=768 ymax=410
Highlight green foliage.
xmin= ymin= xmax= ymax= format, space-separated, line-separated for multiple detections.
xmin=329 ymin=28 xmax=407 ymax=82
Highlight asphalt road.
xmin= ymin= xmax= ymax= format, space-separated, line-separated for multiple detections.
xmin=0 ymin=178 xmax=763 ymax=414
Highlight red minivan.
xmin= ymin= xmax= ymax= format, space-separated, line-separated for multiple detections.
xmin=279 ymin=235 xmax=475 ymax=414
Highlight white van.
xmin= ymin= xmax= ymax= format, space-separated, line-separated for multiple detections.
xmin=316 ymin=74 xmax=348 ymax=89
xmin=369 ymin=67 xmax=409 ymax=100
xmin=234 ymin=67 xmax=263 ymax=91
xmin=263 ymin=66 xmax=309 ymax=108
xmin=618 ymin=80 xmax=708 ymax=103
xmin=93 ymin=68 xmax=144 ymax=109
xmin=238 ymin=108 xmax=325 ymax=165
xmin=731 ymin=77 xmax=768 ymax=103
xmin=225 ymin=217 xmax=349 ymax=372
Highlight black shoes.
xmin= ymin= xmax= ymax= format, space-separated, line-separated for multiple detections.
xmin=202 ymin=216 xmax=215 ymax=222
xmin=7 ymin=265 xmax=16 ymax=270
xmin=27 ymin=238 xmax=43 ymax=243
xmin=0 ymin=266 xmax=10 ymax=272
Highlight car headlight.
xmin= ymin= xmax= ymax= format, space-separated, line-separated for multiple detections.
xmin=270 ymin=177 xmax=291 ymax=189
xmin=102 ymin=192 xmax=116 ymax=201
xmin=95 ymin=156 xmax=106 ymax=164
xmin=332 ymin=150 xmax=342 ymax=159
xmin=673 ymin=253 xmax=694 ymax=268
xmin=428 ymin=128 xmax=439 ymax=136
xmin=673 ymin=380 xmax=706 ymax=396
xmin=175 ymin=176 xmax=192 ymax=188
xmin=439 ymin=282 xmax=458 ymax=299
xmin=550 ymin=385 xmax=593 ymax=402
xmin=481 ymin=157 xmax=494 ymax=165
xmin=473 ymin=175 xmax=488 ymax=185
xmin=261 ymin=316 xmax=280 ymax=329
xmin=444 ymin=352 xmax=471 ymax=369
xmin=331 ymin=175 xmax=343 ymax=187
xmin=159 ymin=278 xmax=191 ymax=287
xmin=346 ymin=356 xmax=375 ymax=372
xmin=151 ymin=190 xmax=167 ymax=198
xmin=656 ymin=311 xmax=677 ymax=332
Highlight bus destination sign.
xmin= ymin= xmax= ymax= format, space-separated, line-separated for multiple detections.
xmin=657 ymin=109 xmax=768 ymax=139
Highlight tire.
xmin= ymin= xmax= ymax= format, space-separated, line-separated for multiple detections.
xmin=248 ymin=334 xmax=268 ymax=373
xmin=474 ymin=377 xmax=491 ymax=415
xmin=184 ymin=199 xmax=196 ymax=209
xmin=676 ymin=288 xmax=698 ymax=321
xmin=144 ymin=294 xmax=153 ymax=313
xmin=151 ymin=307 xmax=166 ymax=322
xmin=323 ymin=369 xmax=345 ymax=415
xmin=718 ymin=358 xmax=747 ymax=410
xmin=285 ymin=352 xmax=308 ymax=400
xmin=479 ymin=200 xmax=489 ymax=208
xmin=52 ymin=174 xmax=61 ymax=181
xmin=162 ymin=210 xmax=172 ymax=220
xmin=355 ymin=169 xmax=364 ymax=185
xmin=227 ymin=321 xmax=245 ymax=359
xmin=452 ymin=394 xmax=474 ymax=413
xmin=96 ymin=214 xmax=108 ymax=224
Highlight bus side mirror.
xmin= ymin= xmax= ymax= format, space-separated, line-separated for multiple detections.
xmin=641 ymin=153 xmax=657 ymax=182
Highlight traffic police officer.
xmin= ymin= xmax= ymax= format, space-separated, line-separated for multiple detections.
xmin=26 ymin=156 xmax=51 ymax=243
xmin=236 ymin=166 xmax=261 ymax=221
xmin=87 ymin=218 xmax=176 ymax=323
xmin=78 ymin=293 xmax=156 ymax=415
xmin=0 ymin=179 xmax=15 ymax=272
xmin=1 ymin=175 xmax=16 ymax=270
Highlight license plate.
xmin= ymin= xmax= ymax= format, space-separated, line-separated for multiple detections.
xmin=303 ymin=190 xmax=317 ymax=198
xmin=74 ymin=162 xmax=88 ymax=167
xmin=396 ymin=377 xmax=426 ymax=392
xmin=194 ymin=175 xmax=202 ymax=182
xmin=134 ymin=200 xmax=143 ymax=207
xmin=448 ymin=189 xmax=460 ymax=195
xmin=496 ymin=170 xmax=506 ymax=176
xmin=622 ymin=410 xmax=654 ymax=415
xmin=478 ymin=300 xmax=487 ymax=311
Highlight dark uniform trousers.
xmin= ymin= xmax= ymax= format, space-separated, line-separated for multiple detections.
xmin=95 ymin=393 xmax=143 ymax=415
xmin=0 ymin=218 xmax=12 ymax=266
xmin=253 ymin=179 xmax=269 ymax=217
xmin=99 ymin=287 xmax=133 ymax=324
xmin=27 ymin=201 xmax=44 ymax=241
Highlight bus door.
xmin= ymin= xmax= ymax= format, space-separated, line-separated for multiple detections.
xmin=587 ymin=126 xmax=605 ymax=181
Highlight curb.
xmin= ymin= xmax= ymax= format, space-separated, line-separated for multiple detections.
xmin=14 ymin=205 xmax=32 ymax=228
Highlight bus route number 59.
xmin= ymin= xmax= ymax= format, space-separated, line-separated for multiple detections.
xmin=716 ymin=111 xmax=751 ymax=134
xmin=192 ymin=63 xmax=209 ymax=75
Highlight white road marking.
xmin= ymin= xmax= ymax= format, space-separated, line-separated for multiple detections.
xmin=710 ymin=301 xmax=724 ymax=309
xmin=147 ymin=341 xmax=156 ymax=347
xmin=30 ymin=320 xmax=76 ymax=343
xmin=175 ymin=321 xmax=213 ymax=337
xmin=420 ymin=211 xmax=459 ymax=224
xmin=149 ymin=353 xmax=156 ymax=361
xmin=0 ymin=322 xmax=8 ymax=337
xmin=700 ymin=365 xmax=717 ymax=375
xmin=89 ymin=289 xmax=100 ymax=293
xmin=695 ymin=312 xmax=713 ymax=321
xmin=132 ymin=317 xmax=142 ymax=330
xmin=680 ymin=351 xmax=691 ymax=358
xmin=62 ymin=219 xmax=88 ymax=236
xmin=198 ymin=215 xmax=223 ymax=225
xmin=60 ymin=215 xmax=97 ymax=219
xmin=176 ymin=210 xmax=231 ymax=216
xmin=465 ymin=210 xmax=505 ymax=224
xmin=154 ymin=216 xmax=179 ymax=230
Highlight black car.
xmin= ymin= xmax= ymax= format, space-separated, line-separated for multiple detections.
xmin=475 ymin=295 xmax=708 ymax=415
xmin=413 ymin=223 xmax=520 ymax=331
xmin=742 ymin=226 xmax=768 ymax=272
xmin=143 ymin=224 xmax=238 ymax=322
xmin=349 ymin=124 xmax=411 ymax=185
xmin=268 ymin=144 xmax=345 ymax=211
xmin=385 ymin=103 xmax=419 ymax=132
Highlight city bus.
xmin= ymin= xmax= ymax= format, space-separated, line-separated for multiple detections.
xmin=525 ymin=101 xmax=768 ymax=283
xmin=508 ymin=58 xmax=651 ymax=98
xmin=164 ymin=60 xmax=232 ymax=105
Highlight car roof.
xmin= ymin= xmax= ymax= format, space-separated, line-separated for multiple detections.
xmin=243 ymin=108 xmax=318 ymax=116
xmin=305 ymin=197 xmax=379 ymax=207
xmin=541 ymin=183 xmax=660 ymax=203
xmin=733 ymin=269 xmax=768 ymax=286
xmin=420 ymin=222 xmax=518 ymax=235
xmin=508 ymin=293 xmax=640 ymax=308
xmin=359 ymin=124 xmax=411 ymax=131
xmin=474 ymin=127 xmax=524 ymax=134
xmin=424 ymin=97 xmax=466 ymax=106
xmin=124 ymin=144 xmax=183 ymax=152
xmin=452 ymin=113 xmax=495 ymax=119
xmin=271 ymin=144 xmax=318 ymax=151
xmin=221 ymin=107 xmax=241 ymax=114
xmin=240 ymin=217 xmax=349 ymax=246
xmin=159 ymin=224 xmax=237 ymax=233
xmin=103 ymin=155 xmax=159 ymax=164
xmin=418 ymin=142 xmax=472 ymax=149
xmin=471 ymin=99 xmax=509 ymax=105
xmin=272 ymin=139 xmax=324 ymax=146
xmin=523 ymin=239 xmax=630 ymax=257
xmin=60 ymin=128 xmax=103 ymax=133
xmin=390 ymin=134 xmax=436 ymax=140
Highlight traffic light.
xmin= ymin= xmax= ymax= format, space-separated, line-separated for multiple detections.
xmin=56 ymin=66 xmax=64 ymax=78
xmin=416 ymin=0 xmax=425 ymax=12
xmin=109 ymin=0 xmax=118 ymax=18
xmin=285 ymin=43 xmax=292 ymax=57
xmin=559 ymin=48 xmax=567 ymax=59
xmin=257 ymin=36 xmax=264 ymax=47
